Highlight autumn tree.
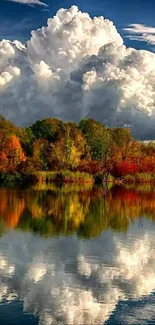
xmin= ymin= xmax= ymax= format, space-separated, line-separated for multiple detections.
xmin=0 ymin=135 xmax=26 ymax=172
xmin=48 ymin=138 xmax=81 ymax=170
xmin=47 ymin=123 xmax=88 ymax=170
xmin=111 ymin=127 xmax=133 ymax=161
xmin=66 ymin=122 xmax=90 ymax=159
xmin=27 ymin=138 xmax=49 ymax=171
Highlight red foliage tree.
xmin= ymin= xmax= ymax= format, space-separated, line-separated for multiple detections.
xmin=77 ymin=160 xmax=103 ymax=174
xmin=115 ymin=161 xmax=139 ymax=177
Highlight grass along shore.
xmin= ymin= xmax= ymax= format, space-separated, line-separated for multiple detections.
xmin=0 ymin=171 xmax=94 ymax=186
xmin=1 ymin=171 xmax=155 ymax=187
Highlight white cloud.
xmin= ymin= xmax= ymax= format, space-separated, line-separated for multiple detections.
xmin=0 ymin=224 xmax=155 ymax=324
xmin=6 ymin=0 xmax=48 ymax=7
xmin=123 ymin=23 xmax=155 ymax=45
xmin=1 ymin=7 xmax=155 ymax=137
xmin=0 ymin=66 xmax=20 ymax=87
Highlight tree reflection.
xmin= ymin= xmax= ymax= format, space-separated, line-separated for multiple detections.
xmin=1 ymin=184 xmax=155 ymax=237
xmin=0 ymin=189 xmax=25 ymax=228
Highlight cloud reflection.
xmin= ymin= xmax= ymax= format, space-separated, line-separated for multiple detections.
xmin=0 ymin=224 xmax=155 ymax=324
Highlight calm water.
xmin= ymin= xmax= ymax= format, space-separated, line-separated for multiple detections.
xmin=0 ymin=183 xmax=155 ymax=324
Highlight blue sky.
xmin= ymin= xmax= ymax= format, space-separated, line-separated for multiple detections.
xmin=0 ymin=0 xmax=155 ymax=51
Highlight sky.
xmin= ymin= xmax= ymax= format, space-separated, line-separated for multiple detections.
xmin=1 ymin=0 xmax=155 ymax=138
xmin=1 ymin=0 xmax=155 ymax=50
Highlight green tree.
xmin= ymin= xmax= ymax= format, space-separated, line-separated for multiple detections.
xmin=17 ymin=127 xmax=34 ymax=156
xmin=0 ymin=116 xmax=17 ymax=136
xmin=79 ymin=119 xmax=106 ymax=160
xmin=30 ymin=120 xmax=55 ymax=142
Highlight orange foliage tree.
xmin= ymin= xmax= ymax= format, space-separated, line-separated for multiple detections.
xmin=0 ymin=135 xmax=26 ymax=172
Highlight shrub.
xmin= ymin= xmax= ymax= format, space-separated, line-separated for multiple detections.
xmin=123 ymin=173 xmax=155 ymax=183
xmin=0 ymin=172 xmax=29 ymax=186
xmin=30 ymin=171 xmax=94 ymax=184
xmin=115 ymin=161 xmax=139 ymax=177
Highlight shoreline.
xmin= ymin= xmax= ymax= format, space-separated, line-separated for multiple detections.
xmin=1 ymin=171 xmax=155 ymax=186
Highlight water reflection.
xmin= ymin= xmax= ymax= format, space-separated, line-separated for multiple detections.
xmin=1 ymin=184 xmax=155 ymax=237
xmin=0 ymin=185 xmax=155 ymax=324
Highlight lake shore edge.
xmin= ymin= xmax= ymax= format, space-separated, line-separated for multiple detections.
xmin=1 ymin=171 xmax=155 ymax=186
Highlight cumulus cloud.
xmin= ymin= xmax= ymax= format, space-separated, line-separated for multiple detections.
xmin=0 ymin=221 xmax=155 ymax=324
xmin=6 ymin=0 xmax=48 ymax=6
xmin=124 ymin=24 xmax=155 ymax=47
xmin=1 ymin=6 xmax=155 ymax=137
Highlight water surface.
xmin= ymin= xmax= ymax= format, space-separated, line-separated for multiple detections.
xmin=0 ymin=184 xmax=155 ymax=325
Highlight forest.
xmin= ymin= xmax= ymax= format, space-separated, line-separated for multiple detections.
xmin=0 ymin=115 xmax=155 ymax=185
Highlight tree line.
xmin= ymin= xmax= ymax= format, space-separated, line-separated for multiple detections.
xmin=0 ymin=115 xmax=155 ymax=183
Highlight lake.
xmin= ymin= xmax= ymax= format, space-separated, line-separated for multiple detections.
xmin=0 ymin=183 xmax=155 ymax=325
